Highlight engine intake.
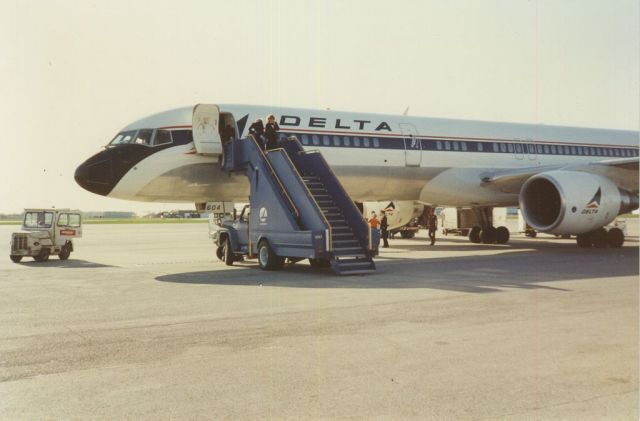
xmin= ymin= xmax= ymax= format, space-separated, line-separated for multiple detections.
xmin=519 ymin=170 xmax=638 ymax=235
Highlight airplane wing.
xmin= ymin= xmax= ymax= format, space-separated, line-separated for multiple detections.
xmin=481 ymin=158 xmax=639 ymax=194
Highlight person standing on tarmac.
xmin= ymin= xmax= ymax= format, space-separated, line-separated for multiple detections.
xmin=428 ymin=209 xmax=438 ymax=246
xmin=264 ymin=114 xmax=280 ymax=150
xmin=380 ymin=209 xmax=389 ymax=248
xmin=248 ymin=118 xmax=265 ymax=149
xmin=368 ymin=211 xmax=381 ymax=253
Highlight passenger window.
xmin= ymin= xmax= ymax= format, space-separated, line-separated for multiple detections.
xmin=312 ymin=135 xmax=320 ymax=146
xmin=373 ymin=138 xmax=380 ymax=148
xmin=333 ymin=136 xmax=341 ymax=146
xmin=477 ymin=142 xmax=483 ymax=152
xmin=300 ymin=134 xmax=309 ymax=145
xmin=536 ymin=144 xmax=543 ymax=154
xmin=544 ymin=145 xmax=550 ymax=154
xmin=515 ymin=144 xmax=523 ymax=153
xmin=343 ymin=136 xmax=351 ymax=147
xmin=436 ymin=141 xmax=442 ymax=150
xmin=363 ymin=138 xmax=370 ymax=147
xmin=500 ymin=143 xmax=507 ymax=153
xmin=507 ymin=144 xmax=514 ymax=153
xmin=453 ymin=141 xmax=459 ymax=151
xmin=353 ymin=137 xmax=361 ymax=147
xmin=322 ymin=135 xmax=330 ymax=146
xmin=602 ymin=148 xmax=608 ymax=156
xmin=570 ymin=146 xmax=576 ymax=155
xmin=564 ymin=146 xmax=570 ymax=155
xmin=551 ymin=145 xmax=557 ymax=154
xmin=614 ymin=148 xmax=620 ymax=156
xmin=493 ymin=143 xmax=499 ymax=152
xmin=154 ymin=130 xmax=172 ymax=146
xmin=461 ymin=142 xmax=467 ymax=151
xmin=135 ymin=129 xmax=153 ymax=145
xmin=445 ymin=141 xmax=451 ymax=150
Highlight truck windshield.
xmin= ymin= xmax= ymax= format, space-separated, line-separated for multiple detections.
xmin=24 ymin=211 xmax=53 ymax=228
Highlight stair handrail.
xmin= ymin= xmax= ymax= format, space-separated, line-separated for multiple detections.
xmin=246 ymin=136 xmax=301 ymax=220
xmin=266 ymin=147 xmax=333 ymax=251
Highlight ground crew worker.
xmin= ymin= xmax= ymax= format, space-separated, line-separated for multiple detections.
xmin=264 ymin=114 xmax=280 ymax=150
xmin=428 ymin=210 xmax=438 ymax=246
xmin=380 ymin=210 xmax=389 ymax=248
xmin=368 ymin=211 xmax=381 ymax=252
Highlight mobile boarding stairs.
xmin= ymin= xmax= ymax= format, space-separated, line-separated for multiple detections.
xmin=220 ymin=135 xmax=377 ymax=275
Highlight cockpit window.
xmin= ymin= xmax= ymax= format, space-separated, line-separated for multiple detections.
xmin=134 ymin=129 xmax=153 ymax=145
xmin=171 ymin=130 xmax=193 ymax=145
xmin=109 ymin=130 xmax=137 ymax=146
xmin=24 ymin=211 xmax=53 ymax=228
xmin=154 ymin=130 xmax=172 ymax=146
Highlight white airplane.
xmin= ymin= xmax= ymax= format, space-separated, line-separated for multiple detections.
xmin=75 ymin=104 xmax=639 ymax=247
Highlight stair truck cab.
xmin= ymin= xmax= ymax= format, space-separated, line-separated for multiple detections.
xmin=9 ymin=208 xmax=82 ymax=262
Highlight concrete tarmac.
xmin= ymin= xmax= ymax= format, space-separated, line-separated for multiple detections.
xmin=1 ymin=221 xmax=638 ymax=420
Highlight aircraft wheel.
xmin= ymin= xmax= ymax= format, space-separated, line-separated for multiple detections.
xmin=495 ymin=226 xmax=510 ymax=244
xmin=34 ymin=248 xmax=50 ymax=262
xmin=480 ymin=227 xmax=496 ymax=244
xmin=58 ymin=245 xmax=71 ymax=260
xmin=257 ymin=239 xmax=283 ymax=270
xmin=469 ymin=226 xmax=481 ymax=243
xmin=576 ymin=233 xmax=592 ymax=248
xmin=591 ymin=228 xmax=608 ymax=248
xmin=10 ymin=255 xmax=22 ymax=263
xmin=607 ymin=228 xmax=624 ymax=248
xmin=223 ymin=238 xmax=234 ymax=266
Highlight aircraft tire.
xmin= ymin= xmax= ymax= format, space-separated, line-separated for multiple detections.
xmin=591 ymin=228 xmax=608 ymax=248
xmin=576 ymin=233 xmax=592 ymax=248
xmin=469 ymin=226 xmax=481 ymax=243
xmin=34 ymin=248 xmax=50 ymax=262
xmin=480 ymin=227 xmax=496 ymax=244
xmin=607 ymin=228 xmax=624 ymax=248
xmin=223 ymin=238 xmax=234 ymax=266
xmin=495 ymin=226 xmax=510 ymax=244
xmin=10 ymin=255 xmax=22 ymax=263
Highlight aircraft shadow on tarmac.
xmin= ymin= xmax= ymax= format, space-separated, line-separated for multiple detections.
xmin=156 ymin=240 xmax=638 ymax=293
xmin=16 ymin=259 xmax=116 ymax=269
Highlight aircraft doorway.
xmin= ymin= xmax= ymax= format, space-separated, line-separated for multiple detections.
xmin=400 ymin=123 xmax=421 ymax=167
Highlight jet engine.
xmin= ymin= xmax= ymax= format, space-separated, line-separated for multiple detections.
xmin=519 ymin=170 xmax=638 ymax=235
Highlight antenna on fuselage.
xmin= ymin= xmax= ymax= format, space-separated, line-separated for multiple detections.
xmin=402 ymin=106 xmax=410 ymax=116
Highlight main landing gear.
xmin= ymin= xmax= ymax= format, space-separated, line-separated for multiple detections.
xmin=468 ymin=207 xmax=510 ymax=244
xmin=576 ymin=227 xmax=624 ymax=248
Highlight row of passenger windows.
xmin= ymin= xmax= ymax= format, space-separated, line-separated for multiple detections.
xmin=289 ymin=132 xmax=639 ymax=157
xmin=109 ymin=129 xmax=193 ymax=147
xmin=296 ymin=134 xmax=381 ymax=148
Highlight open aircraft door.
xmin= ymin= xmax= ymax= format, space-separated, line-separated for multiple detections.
xmin=193 ymin=104 xmax=222 ymax=155
xmin=400 ymin=123 xmax=421 ymax=167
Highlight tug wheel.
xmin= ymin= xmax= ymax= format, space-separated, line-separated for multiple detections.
xmin=258 ymin=239 xmax=284 ymax=270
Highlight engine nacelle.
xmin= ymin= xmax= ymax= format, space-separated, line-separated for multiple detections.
xmin=519 ymin=170 xmax=638 ymax=235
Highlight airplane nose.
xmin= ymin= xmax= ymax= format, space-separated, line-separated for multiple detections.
xmin=74 ymin=155 xmax=115 ymax=196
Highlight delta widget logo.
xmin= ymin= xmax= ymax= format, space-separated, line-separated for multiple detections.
xmin=582 ymin=187 xmax=601 ymax=215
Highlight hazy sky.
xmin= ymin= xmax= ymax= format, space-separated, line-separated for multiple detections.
xmin=0 ymin=0 xmax=638 ymax=214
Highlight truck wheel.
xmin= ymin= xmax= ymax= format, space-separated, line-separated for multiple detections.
xmin=257 ymin=239 xmax=283 ymax=270
xmin=58 ymin=245 xmax=71 ymax=260
xmin=34 ymin=248 xmax=50 ymax=262
xmin=400 ymin=231 xmax=415 ymax=239
xmin=10 ymin=255 xmax=22 ymax=263
xmin=216 ymin=246 xmax=224 ymax=260
xmin=223 ymin=238 xmax=234 ymax=266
